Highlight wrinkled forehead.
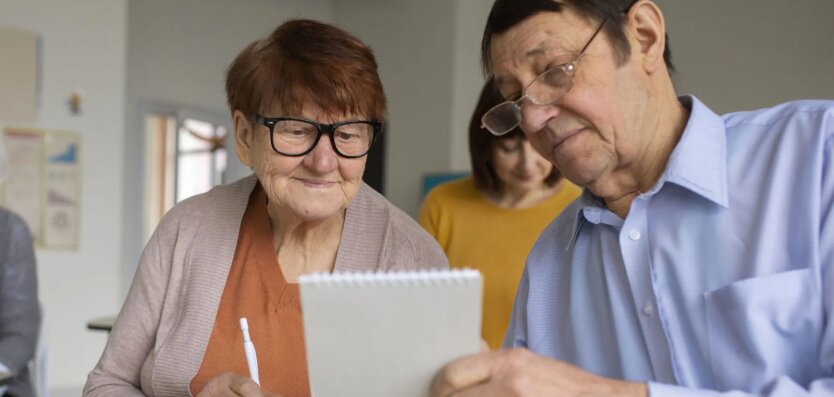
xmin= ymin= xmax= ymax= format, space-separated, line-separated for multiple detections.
xmin=489 ymin=12 xmax=590 ymax=92
xmin=490 ymin=34 xmax=555 ymax=88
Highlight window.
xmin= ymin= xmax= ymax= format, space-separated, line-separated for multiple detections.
xmin=143 ymin=112 xmax=228 ymax=242
xmin=177 ymin=118 xmax=227 ymax=202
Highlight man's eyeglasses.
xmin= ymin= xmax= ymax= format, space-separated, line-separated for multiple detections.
xmin=481 ymin=18 xmax=609 ymax=136
xmin=254 ymin=115 xmax=381 ymax=158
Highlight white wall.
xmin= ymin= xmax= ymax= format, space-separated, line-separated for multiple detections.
xmin=656 ymin=0 xmax=834 ymax=113
xmin=333 ymin=0 xmax=456 ymax=215
xmin=0 ymin=0 xmax=128 ymax=391
xmin=449 ymin=0 xmax=492 ymax=172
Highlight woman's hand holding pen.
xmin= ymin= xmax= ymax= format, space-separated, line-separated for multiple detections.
xmin=195 ymin=372 xmax=281 ymax=397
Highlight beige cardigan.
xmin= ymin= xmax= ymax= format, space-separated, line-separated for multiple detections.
xmin=84 ymin=175 xmax=448 ymax=396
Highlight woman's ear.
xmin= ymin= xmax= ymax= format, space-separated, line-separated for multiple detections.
xmin=233 ymin=110 xmax=254 ymax=167
xmin=626 ymin=0 xmax=666 ymax=75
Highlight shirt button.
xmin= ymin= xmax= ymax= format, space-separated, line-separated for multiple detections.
xmin=642 ymin=302 xmax=655 ymax=316
xmin=628 ymin=229 xmax=642 ymax=240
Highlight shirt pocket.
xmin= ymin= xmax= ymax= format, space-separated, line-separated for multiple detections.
xmin=703 ymin=268 xmax=822 ymax=392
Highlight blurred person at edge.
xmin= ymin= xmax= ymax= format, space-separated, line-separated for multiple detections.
xmin=418 ymin=78 xmax=580 ymax=350
xmin=84 ymin=19 xmax=447 ymax=397
xmin=432 ymin=0 xmax=834 ymax=396
xmin=0 ymin=135 xmax=41 ymax=397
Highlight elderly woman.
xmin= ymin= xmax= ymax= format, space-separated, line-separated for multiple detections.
xmin=84 ymin=19 xmax=447 ymax=397
xmin=418 ymin=80 xmax=580 ymax=350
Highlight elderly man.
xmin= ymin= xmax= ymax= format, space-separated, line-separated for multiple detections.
xmin=433 ymin=0 xmax=833 ymax=396
xmin=0 ymin=140 xmax=41 ymax=397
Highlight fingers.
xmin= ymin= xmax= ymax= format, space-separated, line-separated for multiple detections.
xmin=445 ymin=382 xmax=501 ymax=397
xmin=479 ymin=339 xmax=491 ymax=353
xmin=196 ymin=372 xmax=264 ymax=397
xmin=228 ymin=374 xmax=264 ymax=397
xmin=431 ymin=351 xmax=502 ymax=397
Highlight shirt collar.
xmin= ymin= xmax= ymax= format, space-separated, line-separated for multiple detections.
xmin=566 ymin=95 xmax=729 ymax=250
xmin=566 ymin=191 xmax=603 ymax=251
xmin=656 ymin=95 xmax=729 ymax=207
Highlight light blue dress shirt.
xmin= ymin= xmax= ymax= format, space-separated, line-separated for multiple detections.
xmin=505 ymin=96 xmax=834 ymax=396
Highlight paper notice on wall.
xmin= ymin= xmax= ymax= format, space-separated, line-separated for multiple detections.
xmin=2 ymin=128 xmax=43 ymax=243
xmin=43 ymin=132 xmax=81 ymax=249
xmin=2 ymin=128 xmax=82 ymax=249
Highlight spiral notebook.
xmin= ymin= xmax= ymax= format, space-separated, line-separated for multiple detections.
xmin=299 ymin=269 xmax=483 ymax=397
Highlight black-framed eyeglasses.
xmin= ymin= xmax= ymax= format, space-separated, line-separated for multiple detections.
xmin=254 ymin=115 xmax=381 ymax=158
xmin=481 ymin=17 xmax=609 ymax=136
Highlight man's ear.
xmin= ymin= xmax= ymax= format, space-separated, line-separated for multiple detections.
xmin=233 ymin=110 xmax=254 ymax=167
xmin=626 ymin=0 xmax=666 ymax=75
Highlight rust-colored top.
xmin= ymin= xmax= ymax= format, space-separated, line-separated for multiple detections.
xmin=190 ymin=184 xmax=310 ymax=397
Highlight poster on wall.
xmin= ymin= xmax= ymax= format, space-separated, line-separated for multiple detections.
xmin=43 ymin=132 xmax=81 ymax=249
xmin=2 ymin=128 xmax=43 ymax=244
xmin=1 ymin=127 xmax=82 ymax=249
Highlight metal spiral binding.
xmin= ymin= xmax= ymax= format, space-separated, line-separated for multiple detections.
xmin=299 ymin=269 xmax=481 ymax=288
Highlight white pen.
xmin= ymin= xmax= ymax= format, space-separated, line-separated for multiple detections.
xmin=239 ymin=317 xmax=260 ymax=386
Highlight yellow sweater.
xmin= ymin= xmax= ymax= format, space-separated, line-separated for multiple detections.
xmin=418 ymin=177 xmax=581 ymax=349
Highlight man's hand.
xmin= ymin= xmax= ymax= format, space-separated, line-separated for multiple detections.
xmin=431 ymin=348 xmax=647 ymax=397
xmin=479 ymin=339 xmax=490 ymax=353
xmin=196 ymin=372 xmax=281 ymax=397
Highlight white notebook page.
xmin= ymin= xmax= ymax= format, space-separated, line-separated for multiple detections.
xmin=299 ymin=269 xmax=483 ymax=397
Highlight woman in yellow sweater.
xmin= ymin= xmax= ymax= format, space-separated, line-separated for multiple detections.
xmin=418 ymin=80 xmax=581 ymax=349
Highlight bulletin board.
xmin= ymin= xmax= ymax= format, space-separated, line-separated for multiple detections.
xmin=2 ymin=127 xmax=82 ymax=249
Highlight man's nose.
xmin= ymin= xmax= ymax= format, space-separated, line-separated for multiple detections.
xmin=519 ymin=101 xmax=562 ymax=135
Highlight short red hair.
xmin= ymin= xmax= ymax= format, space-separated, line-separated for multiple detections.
xmin=225 ymin=19 xmax=386 ymax=122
